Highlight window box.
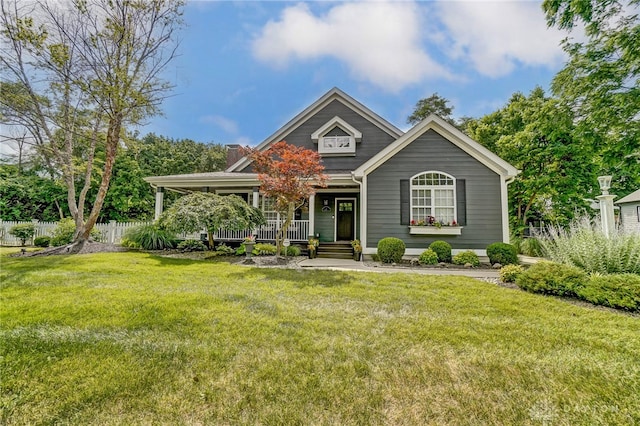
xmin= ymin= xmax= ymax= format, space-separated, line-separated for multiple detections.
xmin=409 ymin=226 xmax=462 ymax=235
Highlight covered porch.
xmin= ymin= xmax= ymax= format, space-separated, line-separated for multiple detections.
xmin=144 ymin=172 xmax=361 ymax=243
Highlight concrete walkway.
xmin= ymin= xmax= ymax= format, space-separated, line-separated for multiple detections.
xmin=298 ymin=258 xmax=500 ymax=279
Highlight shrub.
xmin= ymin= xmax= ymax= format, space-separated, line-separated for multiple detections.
xmin=377 ymin=237 xmax=406 ymax=263
xmin=283 ymin=245 xmax=301 ymax=256
xmin=486 ymin=242 xmax=518 ymax=265
xmin=177 ymin=239 xmax=207 ymax=252
xmin=33 ymin=236 xmax=51 ymax=248
xmin=576 ymin=274 xmax=640 ymax=312
xmin=418 ymin=249 xmax=438 ymax=265
xmin=537 ymin=216 xmax=640 ymax=274
xmin=515 ymin=261 xmax=586 ymax=297
xmin=120 ymin=237 xmax=141 ymax=249
xmin=123 ymin=224 xmax=176 ymax=250
xmin=520 ymin=237 xmax=544 ymax=257
xmin=215 ymin=243 xmax=235 ymax=255
xmin=371 ymin=253 xmax=380 ymax=262
xmin=452 ymin=251 xmax=480 ymax=267
xmin=51 ymin=218 xmax=102 ymax=246
xmin=9 ymin=224 xmax=35 ymax=246
xmin=254 ymin=243 xmax=277 ymax=256
xmin=500 ymin=264 xmax=524 ymax=283
xmin=429 ymin=240 xmax=452 ymax=262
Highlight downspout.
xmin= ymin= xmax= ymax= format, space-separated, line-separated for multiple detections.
xmin=502 ymin=175 xmax=517 ymax=243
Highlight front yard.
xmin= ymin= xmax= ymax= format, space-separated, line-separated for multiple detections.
xmin=1 ymin=250 xmax=638 ymax=424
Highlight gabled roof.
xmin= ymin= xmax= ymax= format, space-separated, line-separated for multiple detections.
xmin=616 ymin=189 xmax=640 ymax=204
xmin=353 ymin=114 xmax=520 ymax=179
xmin=226 ymin=87 xmax=403 ymax=172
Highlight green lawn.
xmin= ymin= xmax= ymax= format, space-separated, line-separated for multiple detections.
xmin=1 ymin=250 xmax=638 ymax=425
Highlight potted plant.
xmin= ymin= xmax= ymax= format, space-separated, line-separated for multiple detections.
xmin=350 ymin=239 xmax=362 ymax=261
xmin=243 ymin=235 xmax=256 ymax=259
xmin=308 ymin=237 xmax=319 ymax=259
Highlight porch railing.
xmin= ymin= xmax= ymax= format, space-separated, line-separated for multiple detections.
xmin=215 ymin=220 xmax=309 ymax=242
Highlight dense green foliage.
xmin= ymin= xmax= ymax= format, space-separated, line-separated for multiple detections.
xmin=499 ymin=264 xmax=524 ymax=283
xmin=516 ymin=261 xmax=587 ymax=297
xmin=50 ymin=218 xmax=102 ymax=247
xmin=543 ymin=0 xmax=640 ymax=196
xmin=377 ymin=237 xmax=406 ymax=263
xmin=176 ymin=239 xmax=207 ymax=252
xmin=33 ymin=236 xmax=51 ymax=248
xmin=486 ymin=242 xmax=518 ymax=265
xmin=254 ymin=243 xmax=277 ymax=256
xmin=452 ymin=251 xmax=480 ymax=267
xmin=0 ymin=165 xmax=67 ymax=221
xmin=418 ymin=248 xmax=438 ymax=265
xmin=538 ymin=217 xmax=640 ymax=274
xmin=8 ymin=224 xmax=35 ymax=246
xmin=159 ymin=193 xmax=265 ymax=248
xmin=283 ymin=245 xmax=302 ymax=257
xmin=429 ymin=240 xmax=452 ymax=262
xmin=214 ymin=243 xmax=236 ymax=255
xmin=2 ymin=250 xmax=638 ymax=424
xmin=577 ymin=274 xmax=640 ymax=312
xmin=122 ymin=224 xmax=176 ymax=250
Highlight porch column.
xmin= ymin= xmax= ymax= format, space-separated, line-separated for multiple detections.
xmin=252 ymin=187 xmax=260 ymax=208
xmin=309 ymin=193 xmax=315 ymax=238
xmin=154 ymin=187 xmax=164 ymax=221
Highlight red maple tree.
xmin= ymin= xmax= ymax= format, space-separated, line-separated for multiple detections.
xmin=247 ymin=141 xmax=328 ymax=255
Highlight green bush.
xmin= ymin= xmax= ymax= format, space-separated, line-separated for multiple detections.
xmin=429 ymin=240 xmax=452 ymax=262
xmin=486 ymin=242 xmax=518 ymax=265
xmin=577 ymin=274 xmax=640 ymax=312
xmin=283 ymin=245 xmax=301 ymax=256
xmin=33 ymin=236 xmax=51 ymax=248
xmin=51 ymin=218 xmax=102 ymax=246
xmin=123 ymin=224 xmax=176 ymax=250
xmin=500 ymin=264 xmax=524 ymax=283
xmin=9 ymin=223 xmax=35 ymax=246
xmin=418 ymin=249 xmax=438 ymax=265
xmin=215 ymin=243 xmax=235 ymax=255
xmin=452 ymin=251 xmax=480 ymax=267
xmin=516 ymin=261 xmax=586 ymax=297
xmin=377 ymin=237 xmax=406 ymax=263
xmin=255 ymin=243 xmax=277 ymax=256
xmin=177 ymin=239 xmax=207 ymax=252
xmin=120 ymin=237 xmax=141 ymax=249
xmin=520 ymin=237 xmax=544 ymax=257
xmin=371 ymin=253 xmax=380 ymax=262
xmin=538 ymin=216 xmax=640 ymax=274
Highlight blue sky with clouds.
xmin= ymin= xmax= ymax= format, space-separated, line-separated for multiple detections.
xmin=140 ymin=0 xmax=572 ymax=147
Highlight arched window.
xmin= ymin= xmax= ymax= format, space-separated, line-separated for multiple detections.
xmin=410 ymin=171 xmax=456 ymax=225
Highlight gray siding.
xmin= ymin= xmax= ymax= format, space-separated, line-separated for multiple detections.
xmin=367 ymin=129 xmax=503 ymax=250
xmin=240 ymin=100 xmax=397 ymax=173
xmin=619 ymin=203 xmax=640 ymax=234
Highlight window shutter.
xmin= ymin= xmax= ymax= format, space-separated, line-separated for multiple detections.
xmin=456 ymin=179 xmax=466 ymax=226
xmin=400 ymin=179 xmax=410 ymax=225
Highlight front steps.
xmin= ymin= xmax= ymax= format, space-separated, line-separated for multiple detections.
xmin=317 ymin=241 xmax=354 ymax=259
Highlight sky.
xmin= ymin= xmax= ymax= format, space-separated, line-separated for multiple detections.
xmin=140 ymin=0 xmax=574 ymax=147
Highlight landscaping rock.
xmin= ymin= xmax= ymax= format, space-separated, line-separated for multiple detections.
xmin=464 ymin=263 xmax=473 ymax=268
xmin=492 ymin=263 xmax=502 ymax=269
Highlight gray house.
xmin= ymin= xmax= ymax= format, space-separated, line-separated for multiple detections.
xmin=616 ymin=189 xmax=640 ymax=234
xmin=145 ymin=88 xmax=519 ymax=256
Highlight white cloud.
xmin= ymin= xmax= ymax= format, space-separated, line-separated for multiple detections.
xmin=434 ymin=1 xmax=567 ymax=77
xmin=252 ymin=2 xmax=452 ymax=92
xmin=200 ymin=115 xmax=239 ymax=134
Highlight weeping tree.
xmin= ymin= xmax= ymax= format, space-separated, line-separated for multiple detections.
xmin=0 ymin=0 xmax=184 ymax=252
xmin=159 ymin=193 xmax=266 ymax=249
xmin=247 ymin=141 xmax=328 ymax=256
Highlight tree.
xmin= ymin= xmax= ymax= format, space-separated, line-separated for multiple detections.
xmin=407 ymin=93 xmax=456 ymax=126
xmin=465 ymin=87 xmax=594 ymax=232
xmin=159 ymin=192 xmax=265 ymax=249
xmin=542 ymin=0 xmax=640 ymax=194
xmin=247 ymin=141 xmax=328 ymax=256
xmin=0 ymin=0 xmax=183 ymax=252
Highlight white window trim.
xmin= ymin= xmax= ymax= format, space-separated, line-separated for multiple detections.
xmin=409 ymin=171 xmax=457 ymax=226
xmin=311 ymin=116 xmax=361 ymax=156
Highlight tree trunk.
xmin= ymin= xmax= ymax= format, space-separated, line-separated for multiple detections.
xmin=74 ymin=115 xmax=122 ymax=245
xmin=276 ymin=202 xmax=295 ymax=257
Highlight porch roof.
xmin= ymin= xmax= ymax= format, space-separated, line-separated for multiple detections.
xmin=144 ymin=172 xmax=358 ymax=193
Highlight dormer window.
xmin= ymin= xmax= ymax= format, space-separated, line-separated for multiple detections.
xmin=311 ymin=116 xmax=361 ymax=156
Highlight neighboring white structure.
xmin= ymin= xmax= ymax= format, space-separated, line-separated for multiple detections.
xmin=616 ymin=189 xmax=640 ymax=234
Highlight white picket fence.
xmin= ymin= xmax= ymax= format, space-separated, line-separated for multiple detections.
xmin=0 ymin=219 xmax=311 ymax=246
